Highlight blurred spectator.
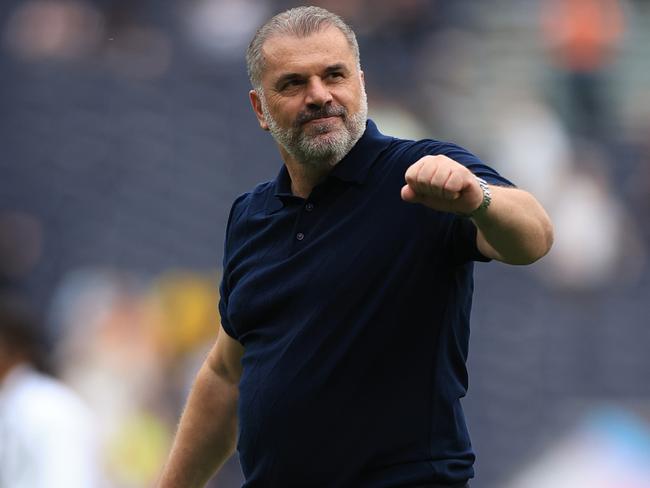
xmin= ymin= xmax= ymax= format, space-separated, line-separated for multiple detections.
xmin=545 ymin=160 xmax=629 ymax=289
xmin=3 ymin=0 xmax=104 ymax=62
xmin=51 ymin=269 xmax=170 ymax=487
xmin=540 ymin=0 xmax=626 ymax=141
xmin=48 ymin=267 xmax=231 ymax=486
xmin=0 ymin=293 xmax=101 ymax=488
xmin=490 ymin=94 xmax=571 ymax=207
xmin=489 ymin=94 xmax=642 ymax=289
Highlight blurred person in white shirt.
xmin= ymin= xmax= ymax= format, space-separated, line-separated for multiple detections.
xmin=0 ymin=293 xmax=102 ymax=488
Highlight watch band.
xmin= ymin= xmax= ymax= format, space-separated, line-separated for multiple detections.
xmin=461 ymin=176 xmax=491 ymax=218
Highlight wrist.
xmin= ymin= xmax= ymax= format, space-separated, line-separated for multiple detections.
xmin=460 ymin=176 xmax=491 ymax=218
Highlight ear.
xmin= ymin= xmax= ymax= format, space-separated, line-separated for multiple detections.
xmin=359 ymin=70 xmax=365 ymax=87
xmin=249 ymin=90 xmax=269 ymax=131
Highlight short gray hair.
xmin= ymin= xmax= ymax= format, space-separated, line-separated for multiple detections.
xmin=246 ymin=6 xmax=360 ymax=91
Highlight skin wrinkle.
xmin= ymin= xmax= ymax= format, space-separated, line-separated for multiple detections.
xmin=251 ymin=25 xmax=368 ymax=172
xmin=246 ymin=7 xmax=361 ymax=92
xmin=259 ymin=83 xmax=367 ymax=168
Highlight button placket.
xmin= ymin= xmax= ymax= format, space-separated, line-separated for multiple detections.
xmin=295 ymin=201 xmax=315 ymax=242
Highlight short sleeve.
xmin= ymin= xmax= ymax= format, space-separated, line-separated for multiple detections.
xmin=218 ymin=275 xmax=236 ymax=339
xmin=417 ymin=140 xmax=513 ymax=264
xmin=217 ymin=193 xmax=249 ymax=341
xmin=449 ymin=216 xmax=491 ymax=264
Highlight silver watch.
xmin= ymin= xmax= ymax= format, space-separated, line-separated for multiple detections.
xmin=461 ymin=176 xmax=491 ymax=218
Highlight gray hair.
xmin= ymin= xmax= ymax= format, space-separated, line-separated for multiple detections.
xmin=246 ymin=6 xmax=360 ymax=91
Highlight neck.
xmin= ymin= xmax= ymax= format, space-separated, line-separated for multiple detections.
xmin=280 ymin=146 xmax=337 ymax=198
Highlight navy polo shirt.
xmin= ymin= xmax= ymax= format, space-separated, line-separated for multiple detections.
xmin=219 ymin=120 xmax=512 ymax=487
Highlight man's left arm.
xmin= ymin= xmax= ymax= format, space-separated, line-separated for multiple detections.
xmin=401 ymin=154 xmax=554 ymax=265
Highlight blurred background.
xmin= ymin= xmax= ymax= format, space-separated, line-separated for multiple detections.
xmin=1 ymin=0 xmax=649 ymax=487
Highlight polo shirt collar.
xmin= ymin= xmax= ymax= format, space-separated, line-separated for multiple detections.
xmin=329 ymin=119 xmax=393 ymax=184
xmin=274 ymin=165 xmax=295 ymax=200
xmin=272 ymin=119 xmax=393 ymax=201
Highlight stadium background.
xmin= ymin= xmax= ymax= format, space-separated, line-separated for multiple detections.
xmin=1 ymin=0 xmax=649 ymax=486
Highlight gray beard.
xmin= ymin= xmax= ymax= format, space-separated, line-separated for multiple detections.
xmin=261 ymin=87 xmax=368 ymax=168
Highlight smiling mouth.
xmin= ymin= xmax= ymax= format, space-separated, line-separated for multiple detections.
xmin=304 ymin=116 xmax=340 ymax=125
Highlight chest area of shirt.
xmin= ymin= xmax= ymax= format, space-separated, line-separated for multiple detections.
xmin=224 ymin=179 xmax=447 ymax=339
xmin=230 ymin=177 xmax=415 ymax=283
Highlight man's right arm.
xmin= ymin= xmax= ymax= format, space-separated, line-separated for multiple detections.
xmin=158 ymin=326 xmax=244 ymax=488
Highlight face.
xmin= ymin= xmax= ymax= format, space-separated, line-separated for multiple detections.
xmin=250 ymin=26 xmax=367 ymax=166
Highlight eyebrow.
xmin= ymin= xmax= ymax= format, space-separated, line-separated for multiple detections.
xmin=275 ymin=73 xmax=302 ymax=90
xmin=274 ymin=63 xmax=350 ymax=90
xmin=324 ymin=63 xmax=348 ymax=75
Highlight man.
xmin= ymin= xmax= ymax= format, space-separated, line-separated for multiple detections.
xmin=0 ymin=294 xmax=100 ymax=488
xmin=159 ymin=6 xmax=553 ymax=488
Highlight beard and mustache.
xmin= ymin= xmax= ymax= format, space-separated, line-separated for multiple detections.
xmin=260 ymin=85 xmax=368 ymax=168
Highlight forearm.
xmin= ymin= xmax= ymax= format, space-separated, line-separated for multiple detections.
xmin=473 ymin=185 xmax=554 ymax=265
xmin=158 ymin=360 xmax=239 ymax=488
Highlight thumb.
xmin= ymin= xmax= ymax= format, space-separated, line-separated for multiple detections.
xmin=401 ymin=184 xmax=419 ymax=203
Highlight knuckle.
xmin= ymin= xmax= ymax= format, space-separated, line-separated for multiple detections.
xmin=432 ymin=154 xmax=448 ymax=165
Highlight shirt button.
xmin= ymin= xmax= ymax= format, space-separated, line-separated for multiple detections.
xmin=296 ymin=232 xmax=305 ymax=241
xmin=305 ymin=202 xmax=314 ymax=212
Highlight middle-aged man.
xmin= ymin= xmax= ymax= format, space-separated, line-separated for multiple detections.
xmin=159 ymin=6 xmax=553 ymax=488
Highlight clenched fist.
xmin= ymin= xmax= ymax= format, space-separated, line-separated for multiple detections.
xmin=401 ymin=155 xmax=485 ymax=216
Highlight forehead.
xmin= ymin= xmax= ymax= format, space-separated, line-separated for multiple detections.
xmin=261 ymin=26 xmax=356 ymax=78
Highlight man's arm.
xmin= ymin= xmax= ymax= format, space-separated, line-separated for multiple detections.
xmin=471 ymin=185 xmax=553 ymax=264
xmin=158 ymin=326 xmax=244 ymax=488
xmin=401 ymin=155 xmax=553 ymax=264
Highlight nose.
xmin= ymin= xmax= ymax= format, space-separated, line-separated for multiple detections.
xmin=305 ymin=76 xmax=332 ymax=109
